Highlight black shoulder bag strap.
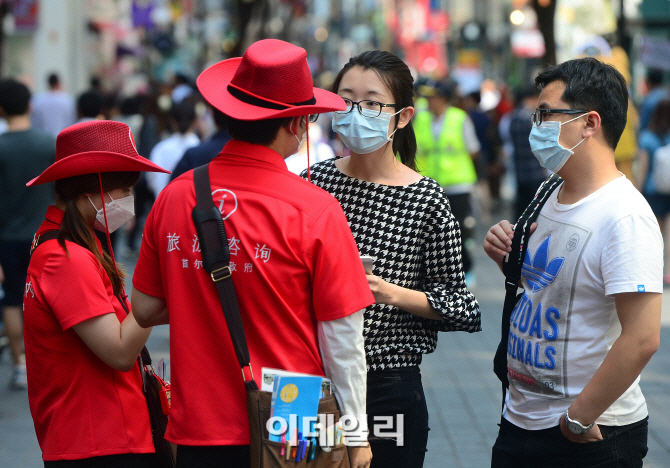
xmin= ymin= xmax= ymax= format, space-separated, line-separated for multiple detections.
xmin=192 ymin=164 xmax=258 ymax=391
xmin=493 ymin=174 xmax=562 ymax=411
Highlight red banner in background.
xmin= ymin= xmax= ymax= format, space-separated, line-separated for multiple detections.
xmin=387 ymin=0 xmax=449 ymax=77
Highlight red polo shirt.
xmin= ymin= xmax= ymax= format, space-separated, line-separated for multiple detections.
xmin=133 ymin=140 xmax=373 ymax=446
xmin=24 ymin=206 xmax=153 ymax=460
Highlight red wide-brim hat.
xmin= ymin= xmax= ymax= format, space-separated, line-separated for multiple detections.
xmin=27 ymin=120 xmax=170 ymax=186
xmin=197 ymin=39 xmax=346 ymax=121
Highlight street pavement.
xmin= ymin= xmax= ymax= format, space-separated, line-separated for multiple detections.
xmin=2 ymin=207 xmax=670 ymax=467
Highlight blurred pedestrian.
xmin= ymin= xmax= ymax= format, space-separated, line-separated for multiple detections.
xmin=170 ymin=106 xmax=230 ymax=181
xmin=639 ymin=69 xmax=669 ymax=131
xmin=31 ymin=72 xmax=76 ymax=138
xmin=76 ymin=89 xmax=104 ymax=123
xmin=23 ymin=120 xmax=170 ymax=466
xmin=638 ymin=99 xmax=670 ymax=284
xmin=0 ymin=78 xmax=56 ymax=390
xmin=305 ymin=50 xmax=481 ymax=468
xmin=414 ymin=79 xmax=480 ymax=285
xmin=147 ymin=97 xmax=199 ymax=198
xmin=171 ymin=72 xmax=194 ymax=104
xmin=509 ymin=86 xmax=547 ymax=220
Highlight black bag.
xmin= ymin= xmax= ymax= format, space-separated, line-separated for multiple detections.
xmin=493 ymin=174 xmax=562 ymax=408
xmin=115 ymin=294 xmax=176 ymax=468
xmin=138 ymin=347 xmax=177 ymax=468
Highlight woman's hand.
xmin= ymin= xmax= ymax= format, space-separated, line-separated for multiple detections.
xmin=367 ymin=274 xmax=396 ymax=305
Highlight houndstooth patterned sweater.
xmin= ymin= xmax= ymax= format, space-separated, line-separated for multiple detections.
xmin=303 ymin=159 xmax=481 ymax=371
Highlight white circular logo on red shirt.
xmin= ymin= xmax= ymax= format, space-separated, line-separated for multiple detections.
xmin=211 ymin=189 xmax=238 ymax=220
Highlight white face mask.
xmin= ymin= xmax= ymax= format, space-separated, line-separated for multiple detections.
xmin=292 ymin=118 xmax=307 ymax=153
xmin=332 ymin=107 xmax=404 ymax=154
xmin=528 ymin=114 xmax=586 ymax=173
xmin=88 ymin=193 xmax=135 ymax=233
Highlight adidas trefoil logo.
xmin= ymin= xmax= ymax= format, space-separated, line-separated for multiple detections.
xmin=521 ymin=235 xmax=564 ymax=293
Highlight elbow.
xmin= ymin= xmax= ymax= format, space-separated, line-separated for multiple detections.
xmin=641 ymin=335 xmax=660 ymax=361
xmin=134 ymin=314 xmax=151 ymax=328
xmin=106 ymin=353 xmax=140 ymax=372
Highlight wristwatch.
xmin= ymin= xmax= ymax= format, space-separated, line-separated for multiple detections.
xmin=564 ymin=409 xmax=594 ymax=434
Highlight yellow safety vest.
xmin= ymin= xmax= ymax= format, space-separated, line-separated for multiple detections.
xmin=414 ymin=106 xmax=477 ymax=187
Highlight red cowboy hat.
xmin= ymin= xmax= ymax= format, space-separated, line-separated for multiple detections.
xmin=197 ymin=39 xmax=346 ymax=121
xmin=26 ymin=120 xmax=170 ymax=186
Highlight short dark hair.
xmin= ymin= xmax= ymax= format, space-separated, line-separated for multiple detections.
xmin=169 ymin=98 xmax=197 ymax=134
xmin=0 ymin=78 xmax=31 ymax=116
xmin=77 ymin=90 xmax=104 ymax=118
xmin=48 ymin=73 xmax=60 ymax=88
xmin=534 ymin=57 xmax=628 ymax=150
xmin=226 ymin=115 xmax=292 ymax=145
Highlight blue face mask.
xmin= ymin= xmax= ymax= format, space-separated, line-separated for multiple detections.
xmin=332 ymin=107 xmax=403 ymax=154
xmin=529 ymin=115 xmax=586 ymax=173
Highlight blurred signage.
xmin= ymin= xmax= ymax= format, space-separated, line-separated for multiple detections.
xmin=12 ymin=0 xmax=38 ymax=31
xmin=511 ymin=28 xmax=545 ymax=58
xmin=388 ymin=0 xmax=449 ymax=76
xmin=639 ymin=35 xmax=670 ymax=71
xmin=640 ymin=0 xmax=670 ymax=20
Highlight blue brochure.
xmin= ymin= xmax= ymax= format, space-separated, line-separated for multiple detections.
xmin=269 ymin=375 xmax=322 ymax=443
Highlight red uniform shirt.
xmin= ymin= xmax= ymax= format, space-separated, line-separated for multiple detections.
xmin=133 ymin=140 xmax=374 ymax=445
xmin=23 ymin=206 xmax=153 ymax=461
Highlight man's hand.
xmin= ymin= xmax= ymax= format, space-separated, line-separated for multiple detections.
xmin=559 ymin=413 xmax=603 ymax=443
xmin=483 ymin=220 xmax=537 ymax=270
xmin=349 ymin=445 xmax=372 ymax=468
xmin=483 ymin=220 xmax=514 ymax=268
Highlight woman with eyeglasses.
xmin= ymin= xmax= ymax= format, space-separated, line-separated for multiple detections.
xmin=301 ymin=51 xmax=481 ymax=467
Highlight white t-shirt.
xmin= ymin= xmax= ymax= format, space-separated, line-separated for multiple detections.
xmin=504 ymin=175 xmax=663 ymax=430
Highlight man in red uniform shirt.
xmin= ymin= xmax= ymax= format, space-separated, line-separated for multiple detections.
xmin=132 ymin=39 xmax=375 ymax=468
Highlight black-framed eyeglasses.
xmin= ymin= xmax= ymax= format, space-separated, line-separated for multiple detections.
xmin=335 ymin=98 xmax=398 ymax=118
xmin=532 ymin=108 xmax=588 ymax=127
xmin=303 ymin=114 xmax=319 ymax=124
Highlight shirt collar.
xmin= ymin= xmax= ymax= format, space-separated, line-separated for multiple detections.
xmin=41 ymin=205 xmax=65 ymax=233
xmin=219 ymin=140 xmax=288 ymax=171
xmin=39 ymin=205 xmax=104 ymax=253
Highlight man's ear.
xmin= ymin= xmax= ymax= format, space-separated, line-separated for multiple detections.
xmin=286 ymin=116 xmax=302 ymax=136
xmin=583 ymin=111 xmax=601 ymax=139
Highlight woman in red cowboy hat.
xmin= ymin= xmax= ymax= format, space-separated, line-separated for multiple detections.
xmin=23 ymin=120 xmax=170 ymax=467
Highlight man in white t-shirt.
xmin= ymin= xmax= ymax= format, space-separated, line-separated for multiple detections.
xmin=484 ymin=57 xmax=662 ymax=467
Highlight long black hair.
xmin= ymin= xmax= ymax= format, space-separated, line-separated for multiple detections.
xmin=332 ymin=50 xmax=418 ymax=171
xmin=54 ymin=171 xmax=140 ymax=295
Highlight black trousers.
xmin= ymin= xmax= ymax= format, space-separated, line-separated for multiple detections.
xmin=446 ymin=192 xmax=473 ymax=274
xmin=44 ymin=453 xmax=155 ymax=468
xmin=367 ymin=366 xmax=429 ymax=468
xmin=176 ymin=444 xmax=250 ymax=468
xmin=491 ymin=416 xmax=648 ymax=468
